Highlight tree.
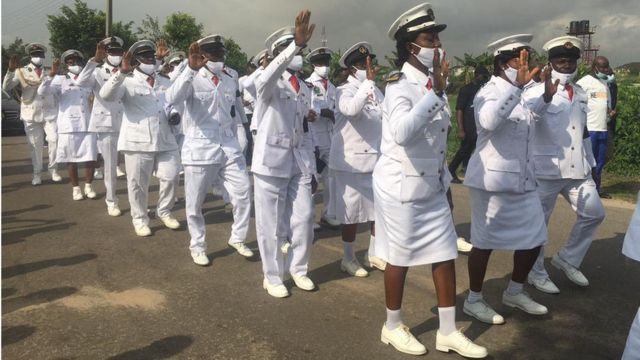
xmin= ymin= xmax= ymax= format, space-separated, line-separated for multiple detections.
xmin=1 ymin=37 xmax=25 ymax=75
xmin=136 ymin=15 xmax=165 ymax=43
xmin=163 ymin=12 xmax=203 ymax=52
xmin=223 ymin=38 xmax=248 ymax=75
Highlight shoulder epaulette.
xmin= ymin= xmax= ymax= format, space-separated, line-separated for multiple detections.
xmin=304 ymin=81 xmax=314 ymax=88
xmin=385 ymin=71 xmax=403 ymax=83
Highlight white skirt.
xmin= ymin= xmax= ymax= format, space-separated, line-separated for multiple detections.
xmin=333 ymin=170 xmax=375 ymax=224
xmin=373 ymin=175 xmax=457 ymax=267
xmin=56 ymin=132 xmax=97 ymax=163
xmin=469 ymin=188 xmax=547 ymax=250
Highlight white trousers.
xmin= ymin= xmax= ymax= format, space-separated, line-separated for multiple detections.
xmin=623 ymin=308 xmax=640 ymax=360
xmin=253 ymin=173 xmax=314 ymax=285
xmin=24 ymin=120 xmax=57 ymax=174
xmin=317 ymin=146 xmax=335 ymax=219
xmin=96 ymin=132 xmax=119 ymax=208
xmin=529 ymin=178 xmax=605 ymax=279
xmin=237 ymin=124 xmax=248 ymax=155
xmin=123 ymin=150 xmax=179 ymax=227
xmin=184 ymin=156 xmax=251 ymax=253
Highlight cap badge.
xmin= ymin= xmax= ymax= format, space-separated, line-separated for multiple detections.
xmin=358 ymin=46 xmax=367 ymax=54
xmin=564 ymin=41 xmax=574 ymax=48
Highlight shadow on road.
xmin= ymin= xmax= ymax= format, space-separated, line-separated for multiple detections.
xmin=2 ymin=286 xmax=78 ymax=314
xmin=107 ymin=335 xmax=194 ymax=360
xmin=1 ymin=221 xmax=77 ymax=246
xmin=2 ymin=325 xmax=36 ymax=347
xmin=2 ymin=253 xmax=98 ymax=279
xmin=2 ymin=204 xmax=52 ymax=217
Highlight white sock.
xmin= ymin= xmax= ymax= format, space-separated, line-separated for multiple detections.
xmin=385 ymin=308 xmax=402 ymax=330
xmin=369 ymin=235 xmax=376 ymax=256
xmin=506 ymin=280 xmax=524 ymax=295
xmin=467 ymin=290 xmax=483 ymax=304
xmin=438 ymin=306 xmax=457 ymax=336
xmin=343 ymin=241 xmax=355 ymax=261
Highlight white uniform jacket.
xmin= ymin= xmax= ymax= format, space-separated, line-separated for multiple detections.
xmin=305 ymin=72 xmax=336 ymax=150
xmin=464 ymin=76 xmax=545 ymax=193
xmin=77 ymin=60 xmax=124 ymax=133
xmin=523 ymin=82 xmax=595 ymax=180
xmin=329 ymin=76 xmax=383 ymax=173
xmin=244 ymin=67 xmax=264 ymax=132
xmin=251 ymin=42 xmax=315 ymax=178
xmin=3 ymin=63 xmax=57 ymax=122
xmin=239 ymin=74 xmax=255 ymax=116
xmin=165 ymin=65 xmax=244 ymax=165
xmin=99 ymin=69 xmax=178 ymax=153
xmin=376 ymin=62 xmax=452 ymax=202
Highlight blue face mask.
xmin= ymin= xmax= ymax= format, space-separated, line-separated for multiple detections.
xmin=606 ymin=74 xmax=615 ymax=84
xmin=596 ymin=71 xmax=608 ymax=80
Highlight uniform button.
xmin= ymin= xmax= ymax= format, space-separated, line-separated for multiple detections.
xmin=500 ymin=107 xmax=505 ymax=110
xmin=572 ymin=126 xmax=576 ymax=130
xmin=440 ymin=150 xmax=444 ymax=154
xmin=571 ymin=147 xmax=575 ymax=150
xmin=571 ymin=165 xmax=575 ymax=168
xmin=364 ymin=149 xmax=368 ymax=152
xmin=420 ymin=172 xmax=425 ymax=176
xmin=441 ymin=128 xmax=445 ymax=132
xmin=526 ymin=177 xmax=529 ymax=181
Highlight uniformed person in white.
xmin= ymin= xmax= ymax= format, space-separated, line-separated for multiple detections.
xmin=3 ymin=43 xmax=61 ymax=185
xmin=166 ymin=35 xmax=254 ymax=266
xmin=244 ymin=49 xmax=271 ymax=138
xmin=305 ymin=47 xmax=339 ymax=230
xmin=252 ymin=11 xmax=318 ymax=298
xmin=524 ymin=36 xmax=605 ymax=294
xmin=463 ymin=35 xmax=551 ymax=327
xmin=99 ymin=39 xmax=181 ymax=237
xmin=330 ymin=42 xmax=384 ymax=277
xmin=622 ymin=191 xmax=640 ymax=360
xmin=376 ymin=4 xmax=487 ymax=357
xmin=38 ymin=48 xmax=100 ymax=201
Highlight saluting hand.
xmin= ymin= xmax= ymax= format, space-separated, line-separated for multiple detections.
xmin=156 ymin=39 xmax=170 ymax=60
xmin=307 ymin=109 xmax=317 ymax=122
xmin=120 ymin=51 xmax=134 ymax=73
xmin=8 ymin=55 xmax=18 ymax=72
xmin=49 ymin=59 xmax=60 ymax=77
xmin=294 ymin=9 xmax=315 ymax=47
xmin=515 ymin=49 xmax=539 ymax=87
xmin=366 ymin=55 xmax=378 ymax=81
xmin=433 ymin=48 xmax=449 ymax=92
xmin=94 ymin=41 xmax=107 ymax=63
xmin=187 ymin=42 xmax=207 ymax=71
xmin=541 ymin=64 xmax=559 ymax=103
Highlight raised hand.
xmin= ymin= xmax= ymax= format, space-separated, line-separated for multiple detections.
xmin=156 ymin=38 xmax=170 ymax=60
xmin=94 ymin=41 xmax=107 ymax=63
xmin=433 ymin=48 xmax=449 ymax=92
xmin=187 ymin=42 xmax=207 ymax=71
xmin=120 ymin=51 xmax=134 ymax=73
xmin=294 ymin=9 xmax=315 ymax=47
xmin=515 ymin=49 xmax=539 ymax=87
xmin=366 ymin=55 xmax=378 ymax=81
xmin=8 ymin=55 xmax=18 ymax=72
xmin=541 ymin=64 xmax=559 ymax=103
xmin=49 ymin=59 xmax=60 ymax=77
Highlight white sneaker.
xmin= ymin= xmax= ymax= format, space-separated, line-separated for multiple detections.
xmin=363 ymin=251 xmax=387 ymax=271
xmin=107 ymin=205 xmax=122 ymax=217
xmin=313 ymin=223 xmax=322 ymax=232
xmin=191 ymin=251 xmax=210 ymax=266
xmin=116 ymin=166 xmax=126 ymax=177
xmin=93 ymin=168 xmax=104 ymax=180
xmin=457 ymin=237 xmax=473 ymax=252
xmin=50 ymin=169 xmax=62 ymax=182
xmin=320 ymin=216 xmax=340 ymax=229
xmin=463 ymin=299 xmax=505 ymax=325
xmin=291 ymin=274 xmax=315 ymax=291
xmin=380 ymin=323 xmax=427 ymax=356
xmin=281 ymin=241 xmax=291 ymax=254
xmin=134 ymin=225 xmax=152 ymax=237
xmin=228 ymin=241 xmax=254 ymax=257
xmin=502 ymin=291 xmax=548 ymax=315
xmin=551 ymin=254 xmax=589 ymax=286
xmin=340 ymin=258 xmax=368 ymax=277
xmin=528 ymin=275 xmax=560 ymax=294
xmin=84 ymin=183 xmax=97 ymax=199
xmin=436 ymin=329 xmax=488 ymax=358
xmin=72 ymin=186 xmax=83 ymax=201
xmin=159 ymin=216 xmax=180 ymax=230
xmin=32 ymin=174 xmax=42 ymax=186
xmin=263 ymin=279 xmax=289 ymax=298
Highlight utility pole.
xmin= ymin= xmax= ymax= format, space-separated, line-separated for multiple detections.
xmin=106 ymin=0 xmax=113 ymax=36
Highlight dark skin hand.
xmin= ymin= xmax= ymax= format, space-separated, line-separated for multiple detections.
xmin=187 ymin=42 xmax=207 ymax=71
xmin=119 ymin=51 xmax=134 ymax=74
xmin=294 ymin=9 xmax=315 ymax=47
xmin=8 ymin=55 xmax=18 ymax=71
xmin=94 ymin=41 xmax=107 ymax=63
xmin=49 ymin=59 xmax=60 ymax=77
xmin=155 ymin=39 xmax=170 ymax=60
xmin=540 ymin=65 xmax=560 ymax=103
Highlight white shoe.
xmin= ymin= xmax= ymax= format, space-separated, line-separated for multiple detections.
xmin=134 ymin=225 xmax=152 ymax=237
xmin=263 ymin=279 xmax=289 ymax=298
xmin=436 ymin=329 xmax=488 ymax=358
xmin=107 ymin=206 xmax=122 ymax=217
xmin=228 ymin=241 xmax=254 ymax=257
xmin=72 ymin=186 xmax=83 ymax=201
xmin=50 ymin=169 xmax=62 ymax=182
xmin=93 ymin=168 xmax=103 ymax=180
xmin=291 ymin=274 xmax=315 ymax=291
xmin=340 ymin=258 xmax=368 ymax=277
xmin=463 ymin=299 xmax=505 ymax=325
xmin=320 ymin=216 xmax=340 ymax=228
xmin=159 ymin=216 xmax=180 ymax=230
xmin=191 ymin=251 xmax=210 ymax=266
xmin=457 ymin=237 xmax=473 ymax=252
xmin=116 ymin=166 xmax=126 ymax=177
xmin=502 ymin=291 xmax=548 ymax=315
xmin=551 ymin=254 xmax=589 ymax=286
xmin=84 ymin=183 xmax=97 ymax=199
xmin=313 ymin=223 xmax=322 ymax=232
xmin=363 ymin=251 xmax=386 ymax=271
xmin=528 ymin=275 xmax=560 ymax=294
xmin=281 ymin=241 xmax=291 ymax=254
xmin=380 ymin=323 xmax=427 ymax=356
xmin=32 ymin=174 xmax=42 ymax=186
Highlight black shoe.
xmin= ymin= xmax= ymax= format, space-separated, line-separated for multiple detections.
xmin=451 ymin=177 xmax=462 ymax=184
xmin=598 ymin=191 xmax=612 ymax=199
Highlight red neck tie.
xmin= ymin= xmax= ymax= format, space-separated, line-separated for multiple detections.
xmin=74 ymin=74 xmax=79 ymax=80
xmin=35 ymin=67 xmax=42 ymax=77
xmin=426 ymin=78 xmax=433 ymax=91
xmin=212 ymin=74 xmax=219 ymax=86
xmin=147 ymin=76 xmax=155 ymax=88
xmin=290 ymin=75 xmax=300 ymax=93
xmin=111 ymin=67 xmax=118 ymax=74
xmin=565 ymin=84 xmax=573 ymax=101
xmin=321 ymin=78 xmax=328 ymax=91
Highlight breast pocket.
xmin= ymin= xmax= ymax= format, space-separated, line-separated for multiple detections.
xmin=399 ymin=158 xmax=442 ymax=202
xmin=533 ymin=145 xmax=561 ymax=177
xmin=262 ymin=134 xmax=291 ymax=169
xmin=124 ymin=121 xmax=151 ymax=143
xmin=93 ymin=111 xmax=112 ymax=127
xmin=134 ymin=87 xmax=152 ymax=97
xmin=188 ymin=129 xmax=220 ymax=161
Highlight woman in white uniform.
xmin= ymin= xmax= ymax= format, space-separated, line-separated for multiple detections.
xmin=38 ymin=49 xmax=99 ymax=201
xmin=463 ymin=35 xmax=553 ymax=325
xmin=374 ymin=4 xmax=487 ymax=357
xmin=622 ymin=192 xmax=640 ymax=360
xmin=330 ymin=42 xmax=384 ymax=277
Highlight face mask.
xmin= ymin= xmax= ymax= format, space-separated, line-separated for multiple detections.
xmin=352 ymin=67 xmax=367 ymax=83
xmin=504 ymin=65 xmax=518 ymax=84
xmin=31 ymin=57 xmax=44 ymax=66
xmin=314 ymin=66 xmax=329 ymax=78
xmin=137 ymin=62 xmax=156 ymax=75
xmin=551 ymin=69 xmax=577 ymax=85
xmin=606 ymin=74 xmax=615 ymax=84
xmin=595 ymin=71 xmax=608 ymax=80
xmin=107 ymin=55 xmax=122 ymax=66
xmin=206 ymin=61 xmax=224 ymax=73
xmin=411 ymin=43 xmax=444 ymax=69
xmin=68 ymin=65 xmax=82 ymax=75
xmin=288 ymin=55 xmax=303 ymax=72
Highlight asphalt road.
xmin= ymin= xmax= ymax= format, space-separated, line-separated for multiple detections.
xmin=2 ymin=135 xmax=638 ymax=360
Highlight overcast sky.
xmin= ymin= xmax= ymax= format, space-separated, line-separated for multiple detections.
xmin=2 ymin=0 xmax=639 ymax=67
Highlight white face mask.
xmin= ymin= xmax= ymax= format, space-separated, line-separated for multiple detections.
xmin=107 ymin=55 xmax=122 ymax=66
xmin=137 ymin=62 xmax=156 ymax=75
xmin=314 ymin=66 xmax=329 ymax=78
xmin=352 ymin=67 xmax=367 ymax=83
xmin=31 ymin=57 xmax=44 ymax=66
xmin=551 ymin=69 xmax=577 ymax=85
xmin=288 ymin=55 xmax=303 ymax=72
xmin=68 ymin=65 xmax=82 ymax=75
xmin=411 ymin=43 xmax=444 ymax=69
xmin=504 ymin=65 xmax=518 ymax=84
xmin=595 ymin=71 xmax=608 ymax=80
xmin=606 ymin=74 xmax=615 ymax=84
xmin=206 ymin=61 xmax=224 ymax=73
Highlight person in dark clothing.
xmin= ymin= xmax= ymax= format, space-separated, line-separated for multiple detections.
xmin=449 ymin=65 xmax=489 ymax=183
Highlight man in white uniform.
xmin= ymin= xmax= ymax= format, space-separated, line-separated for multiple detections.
xmin=252 ymin=11 xmax=318 ymax=298
xmin=166 ymin=35 xmax=254 ymax=266
xmin=3 ymin=43 xmax=61 ymax=185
